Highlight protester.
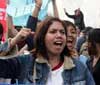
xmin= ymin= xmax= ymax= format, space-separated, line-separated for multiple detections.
xmin=53 ymin=1 xmax=78 ymax=58
xmin=26 ymin=0 xmax=59 ymax=51
xmin=64 ymin=8 xmax=85 ymax=31
xmin=87 ymin=28 xmax=100 ymax=85
xmin=64 ymin=20 xmax=78 ymax=58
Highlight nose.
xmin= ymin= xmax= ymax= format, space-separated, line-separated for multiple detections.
xmin=67 ymin=32 xmax=72 ymax=37
xmin=56 ymin=31 xmax=62 ymax=37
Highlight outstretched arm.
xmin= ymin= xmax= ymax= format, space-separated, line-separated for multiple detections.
xmin=0 ymin=28 xmax=34 ymax=56
xmin=64 ymin=8 xmax=75 ymax=19
xmin=10 ymin=28 xmax=34 ymax=48
xmin=32 ymin=0 xmax=42 ymax=18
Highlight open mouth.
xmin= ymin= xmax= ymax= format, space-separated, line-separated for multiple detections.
xmin=67 ymin=36 xmax=74 ymax=44
xmin=54 ymin=41 xmax=63 ymax=46
xmin=67 ymin=40 xmax=73 ymax=43
xmin=67 ymin=39 xmax=73 ymax=44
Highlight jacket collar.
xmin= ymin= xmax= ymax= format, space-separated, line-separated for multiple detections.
xmin=35 ymin=55 xmax=76 ymax=70
xmin=63 ymin=56 xmax=75 ymax=70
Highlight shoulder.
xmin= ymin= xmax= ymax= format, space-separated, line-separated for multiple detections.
xmin=79 ymin=55 xmax=88 ymax=65
xmin=73 ymin=58 xmax=87 ymax=71
xmin=72 ymin=58 xmax=91 ymax=78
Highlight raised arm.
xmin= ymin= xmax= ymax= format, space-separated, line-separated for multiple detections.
xmin=0 ymin=28 xmax=34 ymax=56
xmin=26 ymin=0 xmax=42 ymax=50
xmin=32 ymin=0 xmax=42 ymax=17
xmin=26 ymin=0 xmax=42 ymax=31
xmin=7 ymin=14 xmax=18 ymax=38
xmin=10 ymin=28 xmax=34 ymax=48
xmin=52 ymin=0 xmax=59 ymax=18
xmin=64 ymin=8 xmax=75 ymax=19
xmin=7 ymin=0 xmax=18 ymax=38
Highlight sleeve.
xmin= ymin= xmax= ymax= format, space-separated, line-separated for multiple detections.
xmin=65 ymin=13 xmax=76 ymax=19
xmin=0 ymin=39 xmax=11 ymax=53
xmin=0 ymin=39 xmax=18 ymax=56
xmin=85 ymin=67 xmax=95 ymax=85
xmin=25 ymin=16 xmax=38 ymax=51
xmin=26 ymin=16 xmax=38 ymax=32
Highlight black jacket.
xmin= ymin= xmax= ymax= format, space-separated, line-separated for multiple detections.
xmin=65 ymin=12 xmax=85 ymax=31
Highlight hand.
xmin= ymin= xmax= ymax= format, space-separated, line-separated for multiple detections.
xmin=64 ymin=8 xmax=68 ymax=15
xmin=11 ymin=28 xmax=35 ymax=46
xmin=64 ymin=8 xmax=67 ymax=13
xmin=35 ymin=0 xmax=42 ymax=8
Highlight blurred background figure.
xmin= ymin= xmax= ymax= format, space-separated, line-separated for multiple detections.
xmin=76 ymin=26 xmax=93 ymax=53
xmin=87 ymin=28 xmax=100 ymax=85
xmin=64 ymin=8 xmax=85 ymax=32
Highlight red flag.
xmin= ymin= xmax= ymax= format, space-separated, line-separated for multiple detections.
xmin=0 ymin=0 xmax=7 ymax=42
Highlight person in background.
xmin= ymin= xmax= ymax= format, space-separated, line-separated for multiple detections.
xmin=76 ymin=26 xmax=93 ymax=53
xmin=64 ymin=20 xmax=78 ymax=58
xmin=86 ymin=28 xmax=100 ymax=85
xmin=77 ymin=27 xmax=93 ymax=65
xmin=0 ymin=16 xmax=95 ymax=85
xmin=53 ymin=1 xmax=91 ymax=67
xmin=64 ymin=8 xmax=85 ymax=32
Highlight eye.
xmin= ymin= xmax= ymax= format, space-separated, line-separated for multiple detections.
xmin=60 ymin=30 xmax=66 ymax=34
xmin=71 ymin=31 xmax=76 ymax=34
xmin=49 ymin=30 xmax=56 ymax=34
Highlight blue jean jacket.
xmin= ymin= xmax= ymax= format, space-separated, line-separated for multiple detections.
xmin=0 ymin=41 xmax=95 ymax=85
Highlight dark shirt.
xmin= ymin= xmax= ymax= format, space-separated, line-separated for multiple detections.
xmin=87 ymin=58 xmax=100 ymax=85
xmin=93 ymin=58 xmax=100 ymax=85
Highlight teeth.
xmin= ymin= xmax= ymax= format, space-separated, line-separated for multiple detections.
xmin=54 ymin=42 xmax=62 ymax=45
xmin=67 ymin=41 xmax=73 ymax=43
xmin=56 ymin=41 xmax=62 ymax=43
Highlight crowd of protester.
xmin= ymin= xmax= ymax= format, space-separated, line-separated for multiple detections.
xmin=0 ymin=0 xmax=100 ymax=85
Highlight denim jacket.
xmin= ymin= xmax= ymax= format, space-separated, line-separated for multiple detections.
xmin=0 ymin=41 xmax=95 ymax=85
